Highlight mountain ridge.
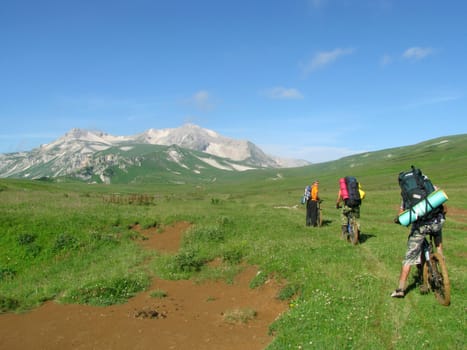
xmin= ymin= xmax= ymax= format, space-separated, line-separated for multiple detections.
xmin=0 ymin=124 xmax=310 ymax=182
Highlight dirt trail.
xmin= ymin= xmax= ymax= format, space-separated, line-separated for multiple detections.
xmin=0 ymin=222 xmax=288 ymax=350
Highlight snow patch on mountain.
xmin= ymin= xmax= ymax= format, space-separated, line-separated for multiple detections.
xmin=205 ymin=142 xmax=249 ymax=162
xmin=197 ymin=157 xmax=234 ymax=171
xmin=167 ymin=149 xmax=188 ymax=169
xmin=195 ymin=155 xmax=255 ymax=172
xmin=229 ymin=163 xmax=256 ymax=171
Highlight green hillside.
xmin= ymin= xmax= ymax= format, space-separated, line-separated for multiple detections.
xmin=92 ymin=144 xmax=240 ymax=184
xmin=0 ymin=134 xmax=466 ymax=349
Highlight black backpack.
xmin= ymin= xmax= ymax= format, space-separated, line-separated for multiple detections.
xmin=398 ymin=165 xmax=435 ymax=214
xmin=344 ymin=176 xmax=361 ymax=208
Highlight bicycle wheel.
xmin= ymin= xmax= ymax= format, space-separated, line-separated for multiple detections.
xmin=349 ymin=219 xmax=359 ymax=245
xmin=317 ymin=209 xmax=323 ymax=227
xmin=423 ymin=253 xmax=451 ymax=306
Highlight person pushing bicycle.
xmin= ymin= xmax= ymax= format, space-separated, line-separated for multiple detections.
xmin=336 ymin=177 xmax=365 ymax=240
xmin=304 ymin=180 xmax=320 ymax=227
xmin=391 ymin=169 xmax=447 ymax=298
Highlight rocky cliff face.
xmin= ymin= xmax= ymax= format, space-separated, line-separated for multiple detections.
xmin=0 ymin=124 xmax=310 ymax=180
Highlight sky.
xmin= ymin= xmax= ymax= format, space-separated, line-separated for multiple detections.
xmin=1 ymin=0 xmax=466 ymax=163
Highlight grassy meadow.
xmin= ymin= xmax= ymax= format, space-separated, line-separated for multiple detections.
xmin=0 ymin=135 xmax=466 ymax=349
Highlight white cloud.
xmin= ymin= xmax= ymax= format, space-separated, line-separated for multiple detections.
xmin=263 ymin=87 xmax=304 ymax=100
xmin=402 ymin=47 xmax=434 ymax=61
xmin=301 ymin=48 xmax=355 ymax=75
xmin=189 ymin=90 xmax=215 ymax=111
xmin=380 ymin=54 xmax=393 ymax=66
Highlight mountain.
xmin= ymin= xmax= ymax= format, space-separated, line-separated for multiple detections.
xmin=134 ymin=124 xmax=281 ymax=166
xmin=0 ymin=124 xmax=310 ymax=183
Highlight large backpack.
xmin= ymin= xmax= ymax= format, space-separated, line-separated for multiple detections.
xmin=302 ymin=185 xmax=311 ymax=204
xmin=344 ymin=176 xmax=361 ymax=208
xmin=398 ymin=165 xmax=445 ymax=224
xmin=398 ymin=166 xmax=435 ymax=210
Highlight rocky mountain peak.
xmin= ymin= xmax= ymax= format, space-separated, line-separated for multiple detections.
xmin=0 ymin=124 xmax=310 ymax=180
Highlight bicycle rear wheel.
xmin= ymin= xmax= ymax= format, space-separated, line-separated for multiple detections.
xmin=317 ymin=209 xmax=323 ymax=227
xmin=423 ymin=252 xmax=450 ymax=306
xmin=349 ymin=219 xmax=359 ymax=245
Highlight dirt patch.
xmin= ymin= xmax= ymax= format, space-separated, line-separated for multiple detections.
xmin=131 ymin=221 xmax=191 ymax=253
xmin=0 ymin=222 xmax=288 ymax=350
xmin=446 ymin=205 xmax=467 ymax=224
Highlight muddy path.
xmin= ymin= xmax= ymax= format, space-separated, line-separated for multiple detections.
xmin=0 ymin=222 xmax=288 ymax=350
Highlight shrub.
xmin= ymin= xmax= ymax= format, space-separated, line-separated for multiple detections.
xmin=277 ymin=283 xmax=301 ymax=301
xmin=217 ymin=216 xmax=233 ymax=226
xmin=89 ymin=231 xmax=120 ymax=245
xmin=0 ymin=295 xmax=20 ymax=313
xmin=249 ymin=270 xmax=268 ymax=289
xmin=16 ymin=233 xmax=42 ymax=258
xmin=143 ymin=220 xmax=159 ymax=229
xmin=62 ymin=275 xmax=149 ymax=306
xmin=173 ymin=249 xmax=205 ymax=272
xmin=53 ymin=233 xmax=78 ymax=252
xmin=17 ymin=233 xmax=36 ymax=246
xmin=25 ymin=243 xmax=42 ymax=258
xmin=184 ymin=226 xmax=225 ymax=244
xmin=0 ymin=267 xmax=16 ymax=281
xmin=222 ymin=247 xmax=244 ymax=264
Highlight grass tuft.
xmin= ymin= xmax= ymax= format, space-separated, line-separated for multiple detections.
xmin=61 ymin=275 xmax=149 ymax=306
xmin=0 ymin=295 xmax=20 ymax=313
xmin=223 ymin=308 xmax=257 ymax=324
xmin=149 ymin=289 xmax=168 ymax=298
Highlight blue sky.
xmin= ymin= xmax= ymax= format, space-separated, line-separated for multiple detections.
xmin=1 ymin=0 xmax=466 ymax=163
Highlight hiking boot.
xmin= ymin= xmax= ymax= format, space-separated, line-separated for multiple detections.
xmin=391 ymin=288 xmax=405 ymax=298
xmin=419 ymin=285 xmax=429 ymax=295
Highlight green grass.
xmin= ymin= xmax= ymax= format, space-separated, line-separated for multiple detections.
xmin=149 ymin=289 xmax=168 ymax=299
xmin=0 ymin=135 xmax=466 ymax=349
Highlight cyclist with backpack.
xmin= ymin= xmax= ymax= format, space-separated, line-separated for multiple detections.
xmin=336 ymin=176 xmax=365 ymax=239
xmin=391 ymin=166 xmax=447 ymax=298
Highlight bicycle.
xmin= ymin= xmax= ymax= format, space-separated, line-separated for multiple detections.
xmin=317 ymin=200 xmax=323 ymax=227
xmin=338 ymin=205 xmax=359 ymax=245
xmin=345 ymin=210 xmax=359 ymax=245
xmin=420 ymin=233 xmax=450 ymax=306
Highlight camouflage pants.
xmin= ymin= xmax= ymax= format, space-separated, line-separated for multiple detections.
xmin=340 ymin=205 xmax=360 ymax=227
xmin=402 ymin=228 xmax=425 ymax=266
xmin=402 ymin=218 xmax=444 ymax=265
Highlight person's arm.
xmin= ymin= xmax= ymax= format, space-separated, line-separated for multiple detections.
xmin=441 ymin=204 xmax=448 ymax=216
xmin=398 ymin=200 xmax=405 ymax=214
xmin=336 ymin=190 xmax=342 ymax=208
xmin=394 ymin=199 xmax=404 ymax=224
